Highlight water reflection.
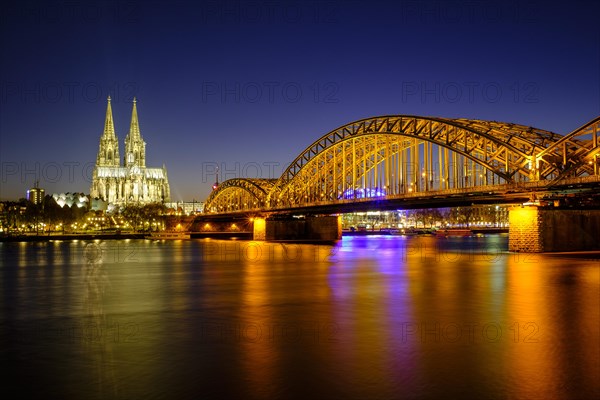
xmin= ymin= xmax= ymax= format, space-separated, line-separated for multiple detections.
xmin=504 ymin=255 xmax=600 ymax=399
xmin=240 ymin=246 xmax=279 ymax=398
xmin=81 ymin=241 xmax=117 ymax=399
xmin=0 ymin=237 xmax=598 ymax=399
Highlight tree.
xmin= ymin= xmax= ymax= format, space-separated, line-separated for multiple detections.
xmin=122 ymin=204 xmax=143 ymax=232
xmin=426 ymin=208 xmax=442 ymax=227
xmin=42 ymin=195 xmax=62 ymax=229
xmin=447 ymin=206 xmax=475 ymax=227
xmin=3 ymin=201 xmax=26 ymax=233
xmin=23 ymin=200 xmax=42 ymax=232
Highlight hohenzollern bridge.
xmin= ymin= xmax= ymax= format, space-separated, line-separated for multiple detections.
xmin=198 ymin=115 xmax=600 ymax=251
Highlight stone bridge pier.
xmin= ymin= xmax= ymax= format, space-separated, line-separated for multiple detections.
xmin=253 ymin=215 xmax=342 ymax=242
xmin=509 ymin=206 xmax=600 ymax=252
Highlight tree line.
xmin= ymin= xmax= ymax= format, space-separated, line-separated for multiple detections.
xmin=1 ymin=196 xmax=169 ymax=234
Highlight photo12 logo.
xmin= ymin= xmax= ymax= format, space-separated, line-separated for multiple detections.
xmin=400 ymin=321 xmax=540 ymax=344
xmin=201 ymin=161 xmax=283 ymax=182
xmin=196 ymin=1 xmax=339 ymax=25
xmin=200 ymin=81 xmax=340 ymax=104
xmin=1 ymin=161 xmax=95 ymax=185
xmin=0 ymin=81 xmax=139 ymax=104
xmin=401 ymin=81 xmax=540 ymax=104
xmin=0 ymin=1 xmax=141 ymax=25
xmin=398 ymin=0 xmax=538 ymax=24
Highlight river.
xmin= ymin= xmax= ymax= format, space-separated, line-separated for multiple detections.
xmin=1 ymin=235 xmax=598 ymax=399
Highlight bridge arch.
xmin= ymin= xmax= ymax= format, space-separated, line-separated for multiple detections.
xmin=266 ymin=116 xmax=565 ymax=208
xmin=204 ymin=178 xmax=277 ymax=213
xmin=535 ymin=116 xmax=600 ymax=183
xmin=202 ymin=115 xmax=599 ymax=214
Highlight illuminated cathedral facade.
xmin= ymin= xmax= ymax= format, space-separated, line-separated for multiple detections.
xmin=91 ymin=97 xmax=170 ymax=205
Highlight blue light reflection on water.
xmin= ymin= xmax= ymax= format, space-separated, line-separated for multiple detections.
xmin=0 ymin=236 xmax=598 ymax=399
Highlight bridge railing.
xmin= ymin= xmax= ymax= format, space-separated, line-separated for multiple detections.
xmin=203 ymin=175 xmax=600 ymax=215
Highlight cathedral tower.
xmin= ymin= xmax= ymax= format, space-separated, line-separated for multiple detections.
xmin=124 ymin=97 xmax=146 ymax=168
xmin=95 ymin=96 xmax=120 ymax=167
xmin=91 ymin=97 xmax=170 ymax=205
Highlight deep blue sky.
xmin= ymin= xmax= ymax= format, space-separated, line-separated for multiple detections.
xmin=1 ymin=0 xmax=598 ymax=201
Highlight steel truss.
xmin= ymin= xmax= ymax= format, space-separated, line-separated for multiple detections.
xmin=204 ymin=115 xmax=599 ymax=213
xmin=204 ymin=178 xmax=276 ymax=213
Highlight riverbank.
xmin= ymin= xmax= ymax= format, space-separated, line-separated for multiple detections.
xmin=190 ymin=232 xmax=253 ymax=239
xmin=1 ymin=228 xmax=510 ymax=242
xmin=0 ymin=231 xmax=255 ymax=242
xmin=0 ymin=233 xmax=147 ymax=242
xmin=342 ymin=227 xmax=509 ymax=236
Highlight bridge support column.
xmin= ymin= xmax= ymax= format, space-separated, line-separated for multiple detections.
xmin=508 ymin=206 xmax=544 ymax=252
xmin=305 ymin=215 xmax=342 ymax=241
xmin=253 ymin=218 xmax=266 ymax=241
xmin=509 ymin=206 xmax=600 ymax=252
xmin=252 ymin=215 xmax=342 ymax=241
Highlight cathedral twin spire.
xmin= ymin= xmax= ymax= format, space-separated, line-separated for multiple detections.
xmin=128 ymin=97 xmax=141 ymax=139
xmin=96 ymin=96 xmax=146 ymax=168
xmin=96 ymin=96 xmax=120 ymax=167
xmin=103 ymin=96 xmax=116 ymax=139
xmin=124 ymin=97 xmax=146 ymax=167
xmin=91 ymin=97 xmax=170 ymax=204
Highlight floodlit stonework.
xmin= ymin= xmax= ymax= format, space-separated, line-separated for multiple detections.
xmin=91 ymin=97 xmax=170 ymax=205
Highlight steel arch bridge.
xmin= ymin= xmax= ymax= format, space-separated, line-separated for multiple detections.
xmin=204 ymin=115 xmax=600 ymax=214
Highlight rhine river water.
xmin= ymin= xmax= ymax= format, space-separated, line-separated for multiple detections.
xmin=1 ymin=235 xmax=598 ymax=399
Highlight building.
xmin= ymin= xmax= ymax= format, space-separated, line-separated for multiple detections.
xmin=165 ymin=201 xmax=205 ymax=215
xmin=52 ymin=192 xmax=89 ymax=209
xmin=90 ymin=97 xmax=170 ymax=205
xmin=26 ymin=181 xmax=45 ymax=204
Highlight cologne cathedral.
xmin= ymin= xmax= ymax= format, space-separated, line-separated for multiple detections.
xmin=90 ymin=97 xmax=170 ymax=205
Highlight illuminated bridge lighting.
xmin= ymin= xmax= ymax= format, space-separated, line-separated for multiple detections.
xmin=340 ymin=188 xmax=386 ymax=199
xmin=202 ymin=115 xmax=600 ymax=214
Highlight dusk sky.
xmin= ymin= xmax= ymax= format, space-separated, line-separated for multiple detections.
xmin=1 ymin=0 xmax=598 ymax=202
